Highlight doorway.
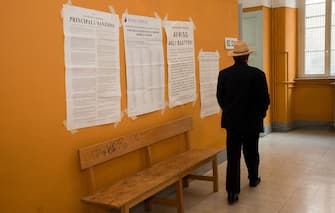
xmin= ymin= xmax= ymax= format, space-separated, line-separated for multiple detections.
xmin=241 ymin=11 xmax=263 ymax=70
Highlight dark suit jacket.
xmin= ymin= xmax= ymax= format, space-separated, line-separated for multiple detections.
xmin=216 ymin=62 xmax=270 ymax=133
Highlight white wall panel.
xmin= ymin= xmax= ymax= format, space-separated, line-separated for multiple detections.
xmin=272 ymin=0 xmax=297 ymax=8
xmin=242 ymin=0 xmax=271 ymax=8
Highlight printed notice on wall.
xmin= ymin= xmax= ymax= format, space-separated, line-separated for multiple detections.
xmin=164 ymin=20 xmax=196 ymax=107
xmin=62 ymin=4 xmax=121 ymax=131
xmin=123 ymin=14 xmax=165 ymax=117
xmin=199 ymin=51 xmax=220 ymax=118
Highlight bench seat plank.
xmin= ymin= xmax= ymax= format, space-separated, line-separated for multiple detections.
xmin=81 ymin=147 xmax=223 ymax=209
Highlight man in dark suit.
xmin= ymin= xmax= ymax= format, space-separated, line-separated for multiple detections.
xmin=216 ymin=40 xmax=270 ymax=204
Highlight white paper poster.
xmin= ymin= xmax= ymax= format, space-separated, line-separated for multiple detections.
xmin=164 ymin=20 xmax=196 ymax=107
xmin=123 ymin=14 xmax=165 ymax=117
xmin=62 ymin=4 xmax=121 ymax=130
xmin=199 ymin=51 xmax=220 ymax=118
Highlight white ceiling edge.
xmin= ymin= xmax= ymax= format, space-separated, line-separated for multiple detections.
xmin=241 ymin=0 xmax=297 ymax=8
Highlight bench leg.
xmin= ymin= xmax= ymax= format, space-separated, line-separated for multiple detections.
xmin=88 ymin=207 xmax=95 ymax=213
xmin=121 ymin=206 xmax=129 ymax=213
xmin=144 ymin=197 xmax=153 ymax=211
xmin=176 ymin=178 xmax=184 ymax=213
xmin=182 ymin=176 xmax=190 ymax=188
xmin=212 ymin=156 xmax=219 ymax=192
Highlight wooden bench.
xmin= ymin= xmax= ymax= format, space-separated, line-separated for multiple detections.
xmin=78 ymin=117 xmax=224 ymax=213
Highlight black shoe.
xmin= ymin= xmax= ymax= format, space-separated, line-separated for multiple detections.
xmin=227 ymin=193 xmax=239 ymax=205
xmin=249 ymin=177 xmax=261 ymax=187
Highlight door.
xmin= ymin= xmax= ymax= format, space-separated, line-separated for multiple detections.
xmin=242 ymin=10 xmax=270 ymax=134
xmin=242 ymin=11 xmax=263 ymax=70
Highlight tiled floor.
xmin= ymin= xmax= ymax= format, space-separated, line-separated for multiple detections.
xmin=146 ymin=128 xmax=335 ymax=213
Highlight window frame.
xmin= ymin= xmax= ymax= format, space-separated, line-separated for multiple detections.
xmin=298 ymin=0 xmax=335 ymax=79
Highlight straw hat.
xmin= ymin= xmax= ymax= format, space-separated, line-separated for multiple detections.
xmin=228 ymin=40 xmax=255 ymax=56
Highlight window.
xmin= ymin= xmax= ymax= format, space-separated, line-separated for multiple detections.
xmin=299 ymin=0 xmax=335 ymax=77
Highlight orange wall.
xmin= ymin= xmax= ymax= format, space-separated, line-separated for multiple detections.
xmin=262 ymin=6 xmax=272 ymax=126
xmin=272 ymin=7 xmax=297 ymax=125
xmin=0 ymin=0 xmax=238 ymax=212
xmin=270 ymin=7 xmax=334 ymax=126
xmin=293 ymin=80 xmax=335 ymax=122
xmin=272 ymin=8 xmax=334 ymax=125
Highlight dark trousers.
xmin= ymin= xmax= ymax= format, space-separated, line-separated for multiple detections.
xmin=226 ymin=130 xmax=260 ymax=194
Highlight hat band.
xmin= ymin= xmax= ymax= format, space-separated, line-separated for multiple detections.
xmin=233 ymin=49 xmax=249 ymax=54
